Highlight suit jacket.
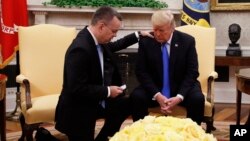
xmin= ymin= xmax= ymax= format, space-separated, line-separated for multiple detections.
xmin=55 ymin=27 xmax=138 ymax=135
xmin=136 ymin=30 xmax=200 ymax=99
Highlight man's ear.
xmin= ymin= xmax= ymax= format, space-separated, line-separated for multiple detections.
xmin=96 ymin=21 xmax=105 ymax=32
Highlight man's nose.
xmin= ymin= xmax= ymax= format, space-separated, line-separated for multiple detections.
xmin=155 ymin=31 xmax=160 ymax=36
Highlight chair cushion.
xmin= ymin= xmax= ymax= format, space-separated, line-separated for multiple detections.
xmin=22 ymin=94 xmax=59 ymax=124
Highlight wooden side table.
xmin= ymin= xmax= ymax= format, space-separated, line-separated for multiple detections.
xmin=235 ymin=68 xmax=250 ymax=125
xmin=216 ymin=56 xmax=250 ymax=66
xmin=0 ymin=74 xmax=7 ymax=141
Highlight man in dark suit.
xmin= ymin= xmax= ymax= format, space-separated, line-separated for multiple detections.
xmin=130 ymin=10 xmax=205 ymax=125
xmin=55 ymin=6 xmax=152 ymax=141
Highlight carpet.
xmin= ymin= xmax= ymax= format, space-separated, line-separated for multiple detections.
xmin=6 ymin=119 xmax=231 ymax=141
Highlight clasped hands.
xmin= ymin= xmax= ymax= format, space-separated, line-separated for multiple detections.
xmin=156 ymin=94 xmax=182 ymax=114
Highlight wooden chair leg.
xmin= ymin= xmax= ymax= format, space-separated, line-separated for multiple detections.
xmin=205 ymin=118 xmax=213 ymax=133
xmin=204 ymin=107 xmax=216 ymax=133
xmin=211 ymin=107 xmax=216 ymax=131
xmin=25 ymin=129 xmax=34 ymax=141
xmin=19 ymin=113 xmax=40 ymax=141
xmin=18 ymin=114 xmax=26 ymax=141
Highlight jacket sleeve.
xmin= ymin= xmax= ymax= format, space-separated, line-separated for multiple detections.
xmin=104 ymin=32 xmax=138 ymax=52
xmin=135 ymin=38 xmax=161 ymax=97
xmin=175 ymin=35 xmax=200 ymax=98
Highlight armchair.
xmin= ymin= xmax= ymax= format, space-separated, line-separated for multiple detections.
xmin=16 ymin=24 xmax=76 ymax=141
xmin=149 ymin=25 xmax=217 ymax=133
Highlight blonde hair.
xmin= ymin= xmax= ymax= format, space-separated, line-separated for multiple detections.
xmin=151 ymin=10 xmax=176 ymax=28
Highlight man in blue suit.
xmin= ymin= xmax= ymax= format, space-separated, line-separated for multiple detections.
xmin=130 ymin=10 xmax=205 ymax=125
xmin=55 ymin=6 xmax=152 ymax=141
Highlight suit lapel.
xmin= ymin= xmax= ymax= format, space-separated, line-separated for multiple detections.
xmin=84 ymin=28 xmax=103 ymax=82
xmin=102 ymin=45 xmax=113 ymax=65
xmin=152 ymin=41 xmax=163 ymax=78
xmin=102 ymin=45 xmax=118 ymax=85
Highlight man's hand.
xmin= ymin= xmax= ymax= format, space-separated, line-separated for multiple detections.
xmin=155 ymin=93 xmax=168 ymax=110
xmin=140 ymin=31 xmax=154 ymax=38
xmin=109 ymin=86 xmax=124 ymax=98
xmin=161 ymin=96 xmax=183 ymax=114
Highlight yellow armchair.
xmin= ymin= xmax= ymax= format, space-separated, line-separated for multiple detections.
xmin=150 ymin=25 xmax=217 ymax=133
xmin=16 ymin=24 xmax=76 ymax=141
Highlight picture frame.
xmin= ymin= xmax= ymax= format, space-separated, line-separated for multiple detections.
xmin=211 ymin=0 xmax=250 ymax=11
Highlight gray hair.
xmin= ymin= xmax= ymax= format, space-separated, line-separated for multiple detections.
xmin=151 ymin=10 xmax=175 ymax=28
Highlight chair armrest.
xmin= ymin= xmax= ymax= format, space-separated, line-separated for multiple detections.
xmin=16 ymin=74 xmax=28 ymax=83
xmin=206 ymin=71 xmax=218 ymax=103
xmin=209 ymin=71 xmax=218 ymax=79
xmin=16 ymin=74 xmax=32 ymax=109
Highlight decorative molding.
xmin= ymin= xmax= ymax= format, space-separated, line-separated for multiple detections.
xmin=28 ymin=5 xmax=181 ymax=14
xmin=32 ymin=11 xmax=48 ymax=15
xmin=27 ymin=5 xmax=182 ymax=32
xmin=32 ymin=11 xmax=48 ymax=24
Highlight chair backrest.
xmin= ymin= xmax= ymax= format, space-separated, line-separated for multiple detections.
xmin=18 ymin=24 xmax=76 ymax=98
xmin=175 ymin=25 xmax=216 ymax=93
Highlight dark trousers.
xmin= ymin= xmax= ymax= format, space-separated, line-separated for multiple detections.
xmin=130 ymin=86 xmax=205 ymax=125
xmin=67 ymin=95 xmax=131 ymax=141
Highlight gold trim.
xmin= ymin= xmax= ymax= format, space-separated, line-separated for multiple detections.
xmin=211 ymin=0 xmax=250 ymax=11
xmin=0 ymin=44 xmax=18 ymax=69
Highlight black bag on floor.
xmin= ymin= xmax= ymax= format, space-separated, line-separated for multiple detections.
xmin=35 ymin=127 xmax=59 ymax=141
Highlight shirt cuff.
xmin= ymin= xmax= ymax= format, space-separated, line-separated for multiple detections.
xmin=135 ymin=31 xmax=140 ymax=40
xmin=107 ymin=86 xmax=111 ymax=97
xmin=176 ymin=94 xmax=184 ymax=101
xmin=152 ymin=92 xmax=161 ymax=100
